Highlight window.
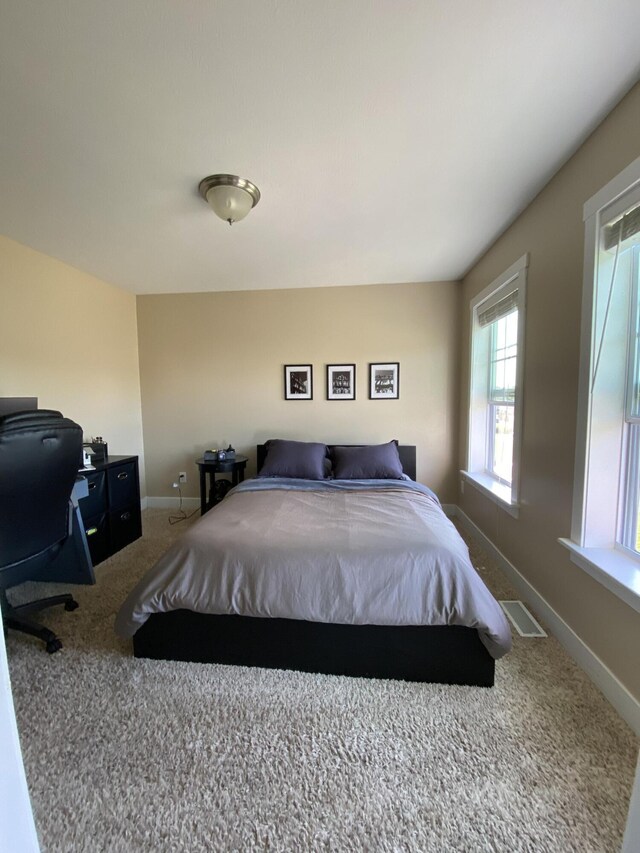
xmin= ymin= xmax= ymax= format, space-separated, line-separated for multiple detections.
xmin=463 ymin=255 xmax=528 ymax=516
xmin=560 ymin=156 xmax=640 ymax=613
xmin=488 ymin=310 xmax=518 ymax=484
xmin=621 ymin=244 xmax=640 ymax=555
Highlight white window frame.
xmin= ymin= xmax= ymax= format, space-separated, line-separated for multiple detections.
xmin=559 ymin=155 xmax=640 ymax=614
xmin=462 ymin=254 xmax=528 ymax=517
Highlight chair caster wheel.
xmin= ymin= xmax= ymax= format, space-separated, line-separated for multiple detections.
xmin=64 ymin=600 xmax=79 ymax=611
xmin=46 ymin=638 xmax=63 ymax=654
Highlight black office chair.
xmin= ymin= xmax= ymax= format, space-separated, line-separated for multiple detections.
xmin=0 ymin=410 xmax=84 ymax=652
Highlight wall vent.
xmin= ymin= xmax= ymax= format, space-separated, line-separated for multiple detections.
xmin=500 ymin=600 xmax=548 ymax=637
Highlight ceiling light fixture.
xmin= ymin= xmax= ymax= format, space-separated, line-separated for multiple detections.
xmin=198 ymin=174 xmax=261 ymax=225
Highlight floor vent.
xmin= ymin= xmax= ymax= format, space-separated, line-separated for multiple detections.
xmin=499 ymin=600 xmax=548 ymax=638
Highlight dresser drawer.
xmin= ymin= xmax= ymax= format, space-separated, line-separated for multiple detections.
xmin=107 ymin=461 xmax=137 ymax=510
xmin=109 ymin=504 xmax=142 ymax=553
xmin=83 ymin=513 xmax=109 ymax=566
xmin=78 ymin=470 xmax=107 ymax=518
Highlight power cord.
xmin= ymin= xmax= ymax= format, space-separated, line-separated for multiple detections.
xmin=169 ymin=485 xmax=200 ymax=525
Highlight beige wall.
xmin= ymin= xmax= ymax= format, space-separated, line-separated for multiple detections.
xmin=458 ymin=82 xmax=640 ymax=698
xmin=137 ymin=281 xmax=460 ymax=501
xmin=0 ymin=236 xmax=145 ymax=492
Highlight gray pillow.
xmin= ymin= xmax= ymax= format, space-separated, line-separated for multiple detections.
xmin=258 ymin=439 xmax=330 ymax=480
xmin=331 ymin=441 xmax=404 ymax=480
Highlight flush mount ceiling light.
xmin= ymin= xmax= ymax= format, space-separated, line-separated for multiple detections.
xmin=198 ymin=174 xmax=261 ymax=225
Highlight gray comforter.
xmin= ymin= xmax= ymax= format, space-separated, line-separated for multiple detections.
xmin=115 ymin=478 xmax=512 ymax=658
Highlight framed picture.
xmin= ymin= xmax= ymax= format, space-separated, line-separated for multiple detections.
xmin=284 ymin=364 xmax=313 ymax=400
xmin=326 ymin=364 xmax=356 ymax=400
xmin=369 ymin=362 xmax=399 ymax=399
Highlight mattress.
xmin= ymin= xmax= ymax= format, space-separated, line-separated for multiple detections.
xmin=115 ymin=478 xmax=512 ymax=659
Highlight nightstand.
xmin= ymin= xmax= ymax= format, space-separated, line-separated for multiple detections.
xmin=195 ymin=455 xmax=248 ymax=515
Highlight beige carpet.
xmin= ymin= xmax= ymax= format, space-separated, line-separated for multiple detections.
xmin=6 ymin=509 xmax=638 ymax=852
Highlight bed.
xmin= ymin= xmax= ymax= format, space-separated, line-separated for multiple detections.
xmin=117 ymin=441 xmax=511 ymax=685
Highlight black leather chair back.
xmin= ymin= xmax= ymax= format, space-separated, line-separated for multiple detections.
xmin=0 ymin=410 xmax=83 ymax=569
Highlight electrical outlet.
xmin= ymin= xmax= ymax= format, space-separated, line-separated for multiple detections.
xmin=178 ymin=472 xmax=187 ymax=484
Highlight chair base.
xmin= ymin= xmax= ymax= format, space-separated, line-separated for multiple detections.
xmin=1 ymin=590 xmax=79 ymax=653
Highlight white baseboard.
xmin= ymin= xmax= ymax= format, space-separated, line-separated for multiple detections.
xmin=140 ymin=497 xmax=148 ymax=511
xmin=454 ymin=506 xmax=640 ymax=736
xmin=146 ymin=496 xmax=200 ymax=510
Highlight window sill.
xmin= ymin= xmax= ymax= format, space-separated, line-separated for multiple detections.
xmin=460 ymin=470 xmax=519 ymax=518
xmin=558 ymin=539 xmax=640 ymax=615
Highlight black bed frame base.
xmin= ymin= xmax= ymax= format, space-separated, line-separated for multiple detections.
xmin=133 ymin=611 xmax=495 ymax=687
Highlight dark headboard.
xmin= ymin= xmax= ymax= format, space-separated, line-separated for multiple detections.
xmin=256 ymin=444 xmax=416 ymax=481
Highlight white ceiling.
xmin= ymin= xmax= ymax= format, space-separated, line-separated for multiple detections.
xmin=1 ymin=1 xmax=639 ymax=295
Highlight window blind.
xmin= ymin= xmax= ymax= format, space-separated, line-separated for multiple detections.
xmin=477 ymin=288 xmax=518 ymax=328
xmin=604 ymin=203 xmax=640 ymax=250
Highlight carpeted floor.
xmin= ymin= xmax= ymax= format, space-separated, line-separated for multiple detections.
xmin=6 ymin=509 xmax=638 ymax=852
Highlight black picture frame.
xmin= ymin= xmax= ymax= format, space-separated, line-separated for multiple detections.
xmin=284 ymin=364 xmax=313 ymax=400
xmin=369 ymin=362 xmax=399 ymax=399
xmin=326 ymin=364 xmax=356 ymax=400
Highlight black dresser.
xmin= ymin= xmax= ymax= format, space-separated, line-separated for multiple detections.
xmin=78 ymin=455 xmax=142 ymax=565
